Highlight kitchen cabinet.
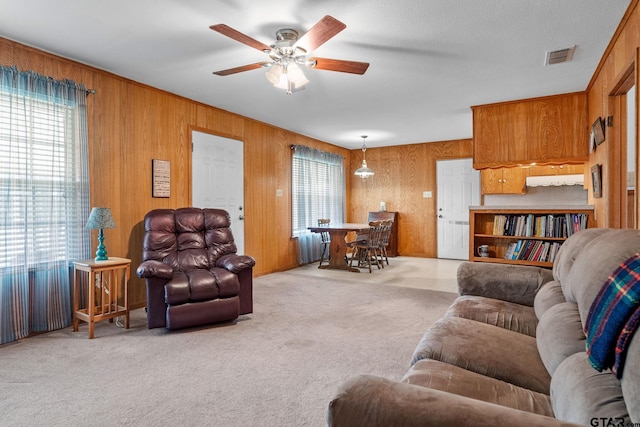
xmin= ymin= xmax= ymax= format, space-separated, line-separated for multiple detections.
xmin=472 ymin=93 xmax=588 ymax=169
xmin=481 ymin=168 xmax=527 ymax=194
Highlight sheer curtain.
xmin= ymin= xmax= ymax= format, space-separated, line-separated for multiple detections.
xmin=292 ymin=145 xmax=345 ymax=264
xmin=0 ymin=66 xmax=91 ymax=344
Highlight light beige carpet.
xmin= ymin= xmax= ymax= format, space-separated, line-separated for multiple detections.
xmin=0 ymin=269 xmax=457 ymax=427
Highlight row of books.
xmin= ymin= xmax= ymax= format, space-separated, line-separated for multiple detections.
xmin=504 ymin=240 xmax=562 ymax=263
xmin=492 ymin=213 xmax=588 ymax=238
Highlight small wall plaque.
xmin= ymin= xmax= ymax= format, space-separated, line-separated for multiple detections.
xmin=152 ymin=159 xmax=170 ymax=198
xmin=592 ymin=117 xmax=606 ymax=146
xmin=591 ymin=163 xmax=602 ymax=198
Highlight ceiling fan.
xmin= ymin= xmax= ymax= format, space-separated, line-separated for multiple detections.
xmin=210 ymin=15 xmax=369 ymax=94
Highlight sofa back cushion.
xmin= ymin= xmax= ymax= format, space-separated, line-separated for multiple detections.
xmin=551 ymin=352 xmax=630 ymax=425
xmin=533 ymin=280 xmax=565 ymax=320
xmin=553 ymin=228 xmax=609 ymax=286
xmin=550 ymin=229 xmax=640 ymax=423
xmin=536 ymin=302 xmax=585 ymax=376
xmin=621 ymin=334 xmax=640 ymax=423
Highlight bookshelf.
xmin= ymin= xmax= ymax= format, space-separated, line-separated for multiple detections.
xmin=469 ymin=206 xmax=595 ymax=268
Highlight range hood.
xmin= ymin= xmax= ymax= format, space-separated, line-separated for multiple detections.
xmin=525 ymin=174 xmax=584 ymax=187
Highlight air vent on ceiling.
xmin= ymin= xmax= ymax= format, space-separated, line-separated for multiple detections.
xmin=545 ymin=46 xmax=576 ymax=66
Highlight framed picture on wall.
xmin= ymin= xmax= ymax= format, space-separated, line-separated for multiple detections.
xmin=152 ymin=159 xmax=171 ymax=198
xmin=592 ymin=117 xmax=606 ymax=146
xmin=591 ymin=164 xmax=602 ymax=198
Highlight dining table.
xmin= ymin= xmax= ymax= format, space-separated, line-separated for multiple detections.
xmin=307 ymin=223 xmax=370 ymax=272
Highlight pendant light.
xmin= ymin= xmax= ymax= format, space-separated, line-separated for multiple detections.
xmin=354 ymin=135 xmax=374 ymax=179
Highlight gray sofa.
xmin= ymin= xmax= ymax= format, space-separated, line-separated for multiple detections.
xmin=328 ymin=228 xmax=640 ymax=426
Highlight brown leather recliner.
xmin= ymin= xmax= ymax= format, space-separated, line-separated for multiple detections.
xmin=136 ymin=207 xmax=256 ymax=330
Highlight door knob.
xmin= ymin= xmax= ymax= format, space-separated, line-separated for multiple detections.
xmin=438 ymin=215 xmax=443 ymax=218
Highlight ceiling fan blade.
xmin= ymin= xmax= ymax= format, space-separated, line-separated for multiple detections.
xmin=210 ymin=24 xmax=271 ymax=52
xmin=213 ymin=62 xmax=269 ymax=76
xmin=308 ymin=58 xmax=369 ymax=75
xmin=296 ymin=15 xmax=346 ymax=52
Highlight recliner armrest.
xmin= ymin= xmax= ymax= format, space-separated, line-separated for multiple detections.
xmin=216 ymin=254 xmax=256 ymax=274
xmin=136 ymin=260 xmax=173 ymax=279
xmin=456 ymin=261 xmax=553 ymax=306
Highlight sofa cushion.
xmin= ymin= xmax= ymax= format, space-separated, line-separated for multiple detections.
xmin=552 ymin=228 xmax=609 ymax=285
xmin=411 ymin=316 xmax=550 ymax=394
xmin=402 ymin=359 xmax=554 ymax=417
xmin=186 ymin=269 xmax=220 ymax=301
xmin=165 ymin=271 xmax=190 ymax=305
xmin=536 ymin=302 xmax=585 ymax=376
xmin=445 ymin=295 xmax=538 ymax=337
xmin=457 ymin=262 xmax=553 ymax=307
xmin=534 ymin=280 xmax=566 ymax=320
xmin=551 ymin=352 xmax=630 ymax=425
xmin=210 ymin=267 xmax=240 ymax=298
xmin=621 ymin=333 xmax=640 ymax=423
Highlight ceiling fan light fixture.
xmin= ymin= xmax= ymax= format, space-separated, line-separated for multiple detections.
xmin=267 ymin=63 xmax=309 ymax=94
xmin=354 ymin=135 xmax=374 ymax=179
xmin=286 ymin=63 xmax=309 ymax=86
xmin=265 ymin=63 xmax=284 ymax=85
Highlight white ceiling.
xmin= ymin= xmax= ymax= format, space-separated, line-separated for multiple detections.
xmin=0 ymin=0 xmax=631 ymax=149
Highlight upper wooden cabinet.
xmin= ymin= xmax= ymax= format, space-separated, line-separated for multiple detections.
xmin=481 ymin=168 xmax=527 ymax=195
xmin=472 ymin=93 xmax=588 ymax=169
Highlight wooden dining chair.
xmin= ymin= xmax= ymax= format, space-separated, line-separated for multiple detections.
xmin=378 ymin=219 xmax=394 ymax=266
xmin=349 ymin=221 xmax=384 ymax=273
xmin=346 ymin=231 xmax=368 ymax=263
xmin=317 ymin=218 xmax=331 ymax=267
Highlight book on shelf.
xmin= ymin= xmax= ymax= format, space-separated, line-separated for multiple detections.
xmin=505 ymin=242 xmax=517 ymax=260
xmin=492 ymin=212 xmax=589 ymax=238
xmin=503 ymin=239 xmax=560 ymax=263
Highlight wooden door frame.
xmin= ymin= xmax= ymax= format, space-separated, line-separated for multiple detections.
xmin=608 ymin=52 xmax=637 ymax=228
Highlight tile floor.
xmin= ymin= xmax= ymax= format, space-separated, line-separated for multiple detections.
xmin=290 ymin=256 xmax=463 ymax=294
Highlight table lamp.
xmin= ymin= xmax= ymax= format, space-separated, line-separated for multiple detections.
xmin=86 ymin=207 xmax=116 ymax=261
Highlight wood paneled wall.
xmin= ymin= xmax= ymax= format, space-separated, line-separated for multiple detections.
xmin=349 ymin=139 xmax=473 ymax=257
xmin=586 ymin=0 xmax=640 ymax=228
xmin=0 ymin=37 xmax=351 ymax=308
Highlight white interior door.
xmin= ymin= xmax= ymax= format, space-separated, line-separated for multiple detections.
xmin=192 ymin=131 xmax=245 ymax=254
xmin=437 ymin=158 xmax=480 ymax=259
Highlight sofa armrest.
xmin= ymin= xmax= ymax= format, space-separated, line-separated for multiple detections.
xmin=456 ymin=261 xmax=553 ymax=306
xmin=136 ymin=260 xmax=173 ymax=280
xmin=216 ymin=254 xmax=256 ymax=274
xmin=328 ymin=375 xmax=582 ymax=427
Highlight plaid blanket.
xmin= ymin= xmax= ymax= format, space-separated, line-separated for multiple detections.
xmin=614 ymin=306 xmax=640 ymax=377
xmin=585 ymin=252 xmax=640 ymax=379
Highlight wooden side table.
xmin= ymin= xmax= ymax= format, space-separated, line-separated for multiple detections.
xmin=73 ymin=257 xmax=131 ymax=339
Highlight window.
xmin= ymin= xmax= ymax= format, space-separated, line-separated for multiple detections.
xmin=0 ymin=66 xmax=90 ymax=344
xmin=0 ymin=84 xmax=88 ymax=268
xmin=291 ymin=145 xmax=345 ymax=264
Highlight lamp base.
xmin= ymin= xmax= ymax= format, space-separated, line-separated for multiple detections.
xmin=94 ymin=228 xmax=108 ymax=261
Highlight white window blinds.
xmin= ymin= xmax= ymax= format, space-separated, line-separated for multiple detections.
xmin=291 ymin=145 xmax=345 ymax=264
